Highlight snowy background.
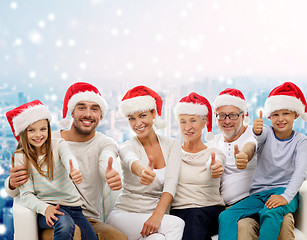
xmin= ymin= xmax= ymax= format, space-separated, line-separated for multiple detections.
xmin=1 ymin=0 xmax=307 ymax=239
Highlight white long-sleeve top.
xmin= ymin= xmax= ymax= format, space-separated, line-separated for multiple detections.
xmin=171 ymin=147 xmax=226 ymax=210
xmin=14 ymin=138 xmax=82 ymax=216
xmin=114 ymin=134 xmax=181 ymax=213
xmin=209 ymin=125 xmax=257 ymax=205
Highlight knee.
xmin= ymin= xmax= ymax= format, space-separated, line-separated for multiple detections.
xmin=218 ymin=210 xmax=229 ymax=223
xmin=238 ymin=218 xmax=259 ymax=237
xmin=54 ymin=215 xmax=75 ymax=235
xmin=171 ymin=215 xmax=185 ymax=229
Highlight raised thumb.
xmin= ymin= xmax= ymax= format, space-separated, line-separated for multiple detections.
xmin=107 ymin=157 xmax=113 ymax=172
xmin=211 ymin=152 xmax=216 ymax=166
xmin=69 ymin=159 xmax=74 ymax=172
xmin=148 ymin=155 xmax=154 ymax=170
xmin=259 ymin=110 xmax=263 ymax=119
xmin=234 ymin=144 xmax=240 ymax=155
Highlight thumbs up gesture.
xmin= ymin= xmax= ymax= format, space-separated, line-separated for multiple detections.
xmin=253 ymin=110 xmax=263 ymax=135
xmin=234 ymin=145 xmax=248 ymax=170
xmin=69 ymin=159 xmax=82 ymax=184
xmin=140 ymin=155 xmax=156 ymax=185
xmin=210 ymin=152 xmax=223 ymax=178
xmin=106 ymin=157 xmax=122 ymax=191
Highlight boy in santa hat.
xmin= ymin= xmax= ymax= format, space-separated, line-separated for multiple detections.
xmin=218 ymin=82 xmax=307 ymax=240
xmin=5 ymin=82 xmax=128 ymax=240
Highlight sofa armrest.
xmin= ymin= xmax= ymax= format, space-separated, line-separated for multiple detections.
xmin=295 ymin=180 xmax=307 ymax=237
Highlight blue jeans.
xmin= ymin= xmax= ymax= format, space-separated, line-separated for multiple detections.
xmin=218 ymin=187 xmax=299 ymax=240
xmin=170 ymin=205 xmax=225 ymax=240
xmin=38 ymin=205 xmax=97 ymax=240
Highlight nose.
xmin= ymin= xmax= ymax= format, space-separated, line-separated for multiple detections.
xmin=135 ymin=117 xmax=142 ymax=126
xmin=83 ymin=108 xmax=91 ymax=117
xmin=185 ymin=122 xmax=192 ymax=130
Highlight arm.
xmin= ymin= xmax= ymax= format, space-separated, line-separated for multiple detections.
xmin=4 ymin=163 xmax=29 ymax=197
xmin=140 ymin=192 xmax=173 ymax=237
xmin=120 ymin=141 xmax=156 ymax=185
xmin=241 ymin=142 xmax=256 ymax=162
xmin=14 ymin=153 xmax=51 ymax=216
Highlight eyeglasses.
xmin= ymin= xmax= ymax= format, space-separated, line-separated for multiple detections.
xmin=216 ymin=112 xmax=243 ymax=121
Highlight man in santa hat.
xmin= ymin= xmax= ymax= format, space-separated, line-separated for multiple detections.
xmin=211 ymin=87 xmax=294 ymax=239
xmin=5 ymin=82 xmax=128 ymax=240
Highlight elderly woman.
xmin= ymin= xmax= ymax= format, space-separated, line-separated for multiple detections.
xmin=107 ymin=86 xmax=184 ymax=240
xmin=170 ymin=92 xmax=225 ymax=240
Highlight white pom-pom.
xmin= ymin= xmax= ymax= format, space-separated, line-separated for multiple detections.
xmin=205 ymin=131 xmax=215 ymax=142
xmin=59 ymin=118 xmax=71 ymax=128
xmin=243 ymin=116 xmax=250 ymax=126
xmin=153 ymin=117 xmax=167 ymax=129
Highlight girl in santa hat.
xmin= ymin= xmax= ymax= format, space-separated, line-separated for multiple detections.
xmin=170 ymin=92 xmax=225 ymax=240
xmin=6 ymin=100 xmax=97 ymax=240
xmin=107 ymin=86 xmax=184 ymax=240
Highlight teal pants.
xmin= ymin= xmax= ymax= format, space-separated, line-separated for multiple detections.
xmin=218 ymin=187 xmax=299 ymax=240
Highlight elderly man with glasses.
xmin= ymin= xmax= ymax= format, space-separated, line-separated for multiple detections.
xmin=210 ymin=88 xmax=295 ymax=240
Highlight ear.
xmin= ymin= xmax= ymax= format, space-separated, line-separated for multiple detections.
xmin=294 ymin=113 xmax=299 ymax=120
xmin=151 ymin=109 xmax=157 ymax=118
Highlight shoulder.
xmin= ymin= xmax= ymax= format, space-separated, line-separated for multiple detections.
xmin=93 ymin=132 xmax=118 ymax=147
xmin=158 ymin=134 xmax=179 ymax=145
xmin=120 ymin=137 xmax=138 ymax=150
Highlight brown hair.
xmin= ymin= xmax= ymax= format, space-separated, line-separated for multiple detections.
xmin=12 ymin=120 xmax=54 ymax=180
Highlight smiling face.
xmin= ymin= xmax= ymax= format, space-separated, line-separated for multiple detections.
xmin=215 ymin=105 xmax=245 ymax=142
xmin=269 ymin=109 xmax=298 ymax=139
xmin=179 ymin=114 xmax=206 ymax=144
xmin=71 ymin=101 xmax=102 ymax=136
xmin=127 ymin=110 xmax=156 ymax=138
xmin=26 ymin=119 xmax=48 ymax=155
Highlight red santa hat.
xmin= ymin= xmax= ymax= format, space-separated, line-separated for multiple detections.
xmin=61 ymin=82 xmax=108 ymax=127
xmin=213 ymin=88 xmax=250 ymax=125
xmin=119 ymin=85 xmax=166 ymax=129
xmin=6 ymin=100 xmax=52 ymax=141
xmin=174 ymin=92 xmax=214 ymax=141
xmin=264 ymin=82 xmax=307 ymax=121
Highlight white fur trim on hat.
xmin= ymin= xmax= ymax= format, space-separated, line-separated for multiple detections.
xmin=13 ymin=105 xmax=52 ymax=136
xmin=173 ymin=102 xmax=208 ymax=119
xmin=153 ymin=117 xmax=167 ymax=129
xmin=68 ymin=91 xmax=108 ymax=117
xmin=119 ymin=95 xmax=156 ymax=117
xmin=264 ymin=95 xmax=307 ymax=121
xmin=214 ymin=95 xmax=247 ymax=114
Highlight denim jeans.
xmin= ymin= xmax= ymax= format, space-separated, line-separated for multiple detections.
xmin=38 ymin=205 xmax=97 ymax=240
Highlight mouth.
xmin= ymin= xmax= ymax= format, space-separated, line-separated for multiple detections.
xmin=32 ymin=138 xmax=44 ymax=144
xmin=80 ymin=119 xmax=95 ymax=126
xmin=277 ymin=122 xmax=286 ymax=128
xmin=185 ymin=132 xmax=194 ymax=136
xmin=135 ymin=126 xmax=146 ymax=132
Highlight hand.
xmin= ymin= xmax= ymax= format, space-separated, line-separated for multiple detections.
xmin=253 ymin=110 xmax=263 ymax=135
xmin=265 ymin=195 xmax=288 ymax=209
xmin=45 ymin=204 xmax=65 ymax=227
xmin=69 ymin=159 xmax=82 ymax=184
xmin=234 ymin=145 xmax=248 ymax=170
xmin=106 ymin=157 xmax=122 ymax=191
xmin=140 ymin=212 xmax=163 ymax=237
xmin=140 ymin=155 xmax=156 ymax=185
xmin=9 ymin=165 xmax=28 ymax=189
xmin=210 ymin=152 xmax=223 ymax=178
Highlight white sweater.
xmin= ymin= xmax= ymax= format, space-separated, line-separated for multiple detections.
xmin=114 ymin=134 xmax=182 ymax=213
xmin=171 ymin=147 xmax=225 ymax=210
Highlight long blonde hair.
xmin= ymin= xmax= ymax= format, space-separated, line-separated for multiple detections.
xmin=12 ymin=121 xmax=54 ymax=180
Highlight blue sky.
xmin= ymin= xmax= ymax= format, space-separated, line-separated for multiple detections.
xmin=1 ymin=0 xmax=307 ymax=93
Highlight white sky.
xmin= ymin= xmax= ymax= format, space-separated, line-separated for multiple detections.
xmin=1 ymin=0 xmax=307 ymax=90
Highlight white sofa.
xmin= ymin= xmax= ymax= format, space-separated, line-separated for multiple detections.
xmin=11 ymin=181 xmax=307 ymax=240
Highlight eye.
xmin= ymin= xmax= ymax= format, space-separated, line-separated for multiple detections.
xmin=230 ymin=114 xmax=237 ymax=118
xmin=180 ymin=121 xmax=186 ymax=124
xmin=27 ymin=129 xmax=34 ymax=132
xmin=128 ymin=117 xmax=135 ymax=121
xmin=140 ymin=114 xmax=146 ymax=118
xmin=41 ymin=127 xmax=47 ymax=131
